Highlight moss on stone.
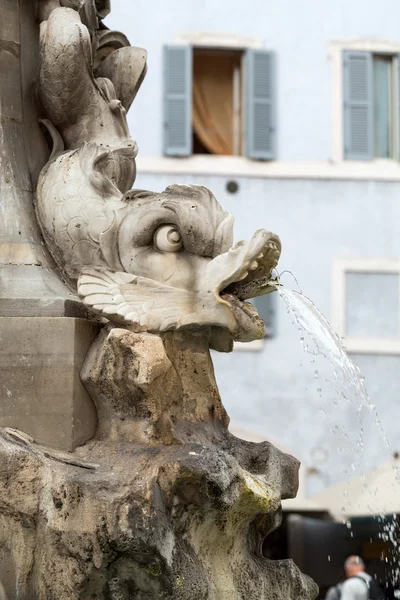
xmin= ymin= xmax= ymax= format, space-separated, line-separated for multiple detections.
xmin=143 ymin=563 xmax=161 ymax=577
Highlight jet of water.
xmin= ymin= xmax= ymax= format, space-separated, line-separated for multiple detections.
xmin=276 ymin=284 xmax=400 ymax=582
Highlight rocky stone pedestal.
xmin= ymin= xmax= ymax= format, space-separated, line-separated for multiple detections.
xmin=0 ymin=328 xmax=318 ymax=600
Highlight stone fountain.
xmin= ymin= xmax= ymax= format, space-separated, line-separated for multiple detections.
xmin=0 ymin=1 xmax=318 ymax=598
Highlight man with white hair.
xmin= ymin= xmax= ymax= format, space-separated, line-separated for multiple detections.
xmin=340 ymin=556 xmax=385 ymax=600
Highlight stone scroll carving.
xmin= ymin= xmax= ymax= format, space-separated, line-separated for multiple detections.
xmin=0 ymin=2 xmax=317 ymax=598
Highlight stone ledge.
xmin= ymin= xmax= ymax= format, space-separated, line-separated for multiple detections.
xmin=0 ymin=297 xmax=88 ymax=318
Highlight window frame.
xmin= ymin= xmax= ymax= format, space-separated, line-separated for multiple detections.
xmin=175 ymin=32 xmax=263 ymax=51
xmin=332 ymin=257 xmax=400 ymax=354
xmin=329 ymin=39 xmax=400 ymax=163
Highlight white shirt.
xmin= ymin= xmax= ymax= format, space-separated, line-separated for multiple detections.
xmin=340 ymin=572 xmax=371 ymax=600
xmin=326 ymin=583 xmax=343 ymax=600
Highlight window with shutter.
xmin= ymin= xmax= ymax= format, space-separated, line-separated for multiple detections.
xmin=163 ymin=43 xmax=277 ymax=159
xmin=343 ymin=50 xmax=399 ymax=160
xmin=163 ymin=45 xmax=192 ymax=156
xmin=245 ymin=49 xmax=276 ymax=160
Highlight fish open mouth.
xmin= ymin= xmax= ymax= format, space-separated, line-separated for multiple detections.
xmin=78 ymin=229 xmax=281 ymax=345
xmin=212 ymin=230 xmax=281 ymax=342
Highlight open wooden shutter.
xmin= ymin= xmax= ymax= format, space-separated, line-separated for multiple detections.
xmin=245 ymin=50 xmax=276 ymax=160
xmin=252 ymin=293 xmax=277 ymax=338
xmin=343 ymin=51 xmax=373 ymax=160
xmin=163 ymin=45 xmax=192 ymax=156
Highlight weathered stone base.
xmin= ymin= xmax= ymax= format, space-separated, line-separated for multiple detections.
xmin=0 ymin=429 xmax=318 ymax=600
xmin=0 ymin=317 xmax=100 ymax=450
xmin=0 ymin=327 xmax=318 ymax=599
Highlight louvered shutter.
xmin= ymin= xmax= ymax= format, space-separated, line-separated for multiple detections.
xmin=251 ymin=293 xmax=277 ymax=338
xmin=163 ymin=45 xmax=192 ymax=156
xmin=245 ymin=50 xmax=276 ymax=160
xmin=343 ymin=51 xmax=373 ymax=160
xmin=398 ymin=54 xmax=400 ymax=160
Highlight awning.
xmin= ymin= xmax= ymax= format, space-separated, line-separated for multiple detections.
xmin=313 ymin=457 xmax=400 ymax=518
xmin=282 ymin=496 xmax=329 ymax=512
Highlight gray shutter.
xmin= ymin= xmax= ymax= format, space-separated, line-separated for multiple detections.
xmin=398 ymin=54 xmax=400 ymax=160
xmin=251 ymin=292 xmax=277 ymax=338
xmin=163 ymin=45 xmax=192 ymax=156
xmin=245 ymin=50 xmax=276 ymax=160
xmin=343 ymin=51 xmax=373 ymax=160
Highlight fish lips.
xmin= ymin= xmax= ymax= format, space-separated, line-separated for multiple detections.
xmin=209 ymin=229 xmax=281 ymax=342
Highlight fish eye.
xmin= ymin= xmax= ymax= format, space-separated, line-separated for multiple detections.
xmin=154 ymin=225 xmax=183 ymax=253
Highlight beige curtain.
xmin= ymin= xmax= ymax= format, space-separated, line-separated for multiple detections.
xmin=193 ymin=53 xmax=240 ymax=155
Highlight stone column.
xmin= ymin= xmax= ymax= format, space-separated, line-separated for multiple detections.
xmin=0 ymin=0 xmax=98 ymax=450
xmin=0 ymin=0 xmax=68 ymax=311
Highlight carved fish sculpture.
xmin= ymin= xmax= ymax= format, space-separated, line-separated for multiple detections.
xmin=36 ymin=6 xmax=281 ymax=349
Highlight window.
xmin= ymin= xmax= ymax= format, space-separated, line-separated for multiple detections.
xmin=346 ymin=272 xmax=399 ymax=338
xmin=192 ymin=49 xmax=242 ymax=156
xmin=332 ymin=258 xmax=400 ymax=354
xmin=233 ymin=292 xmax=277 ymax=352
xmin=163 ymin=45 xmax=276 ymax=160
xmin=343 ymin=51 xmax=399 ymax=160
xmin=251 ymin=292 xmax=277 ymax=338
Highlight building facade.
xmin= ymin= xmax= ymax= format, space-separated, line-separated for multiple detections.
xmin=106 ymin=0 xmax=400 ymax=495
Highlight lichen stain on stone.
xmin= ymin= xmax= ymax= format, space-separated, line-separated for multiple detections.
xmin=143 ymin=563 xmax=162 ymax=577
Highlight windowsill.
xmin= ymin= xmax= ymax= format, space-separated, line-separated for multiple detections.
xmin=343 ymin=337 xmax=400 ymax=355
xmin=136 ymin=155 xmax=400 ymax=181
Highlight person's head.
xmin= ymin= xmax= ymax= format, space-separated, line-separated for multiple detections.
xmin=344 ymin=556 xmax=365 ymax=578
